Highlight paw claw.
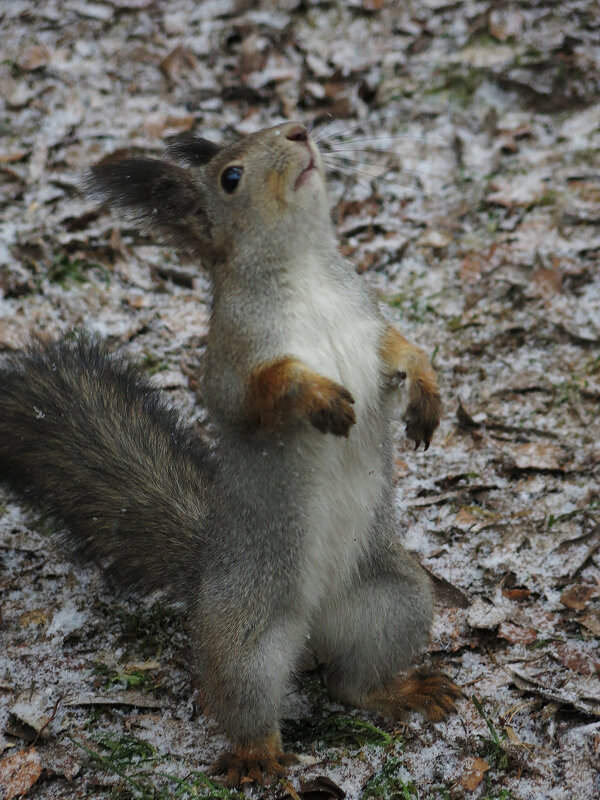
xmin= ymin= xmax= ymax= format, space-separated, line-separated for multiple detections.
xmin=363 ymin=667 xmax=462 ymax=723
xmin=211 ymin=744 xmax=297 ymax=789
xmin=403 ymin=381 xmax=441 ymax=451
xmin=309 ymin=381 xmax=356 ymax=438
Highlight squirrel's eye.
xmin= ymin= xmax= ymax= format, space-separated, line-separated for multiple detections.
xmin=220 ymin=166 xmax=243 ymax=194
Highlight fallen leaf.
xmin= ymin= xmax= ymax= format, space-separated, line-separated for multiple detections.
xmin=17 ymin=45 xmax=52 ymax=71
xmin=575 ymin=609 xmax=600 ymax=637
xmin=502 ymin=588 xmax=531 ymax=601
xmin=459 ymin=756 xmax=490 ymax=790
xmin=460 ymin=252 xmax=484 ymax=283
xmin=159 ymin=45 xmax=199 ymax=83
xmin=8 ymin=692 xmax=54 ymax=741
xmin=64 ymin=691 xmax=165 ymax=709
xmin=467 ymin=597 xmax=507 ymax=630
xmin=454 ymin=507 xmax=479 ymax=529
xmin=394 ymin=458 xmax=409 ymax=480
xmin=527 ymin=267 xmax=563 ymax=298
xmin=511 ymin=442 xmax=564 ymax=471
xmin=19 ymin=609 xmax=48 ymax=627
xmin=426 ymin=568 xmax=471 ymax=609
xmin=560 ymin=584 xmax=599 ymax=611
xmin=0 ymin=748 xmax=42 ymax=800
xmin=550 ymin=642 xmax=600 ymax=677
xmin=498 ymin=620 xmax=537 ymax=645
xmin=0 ymin=150 xmax=29 ymax=164
xmin=416 ymin=229 xmax=453 ymax=248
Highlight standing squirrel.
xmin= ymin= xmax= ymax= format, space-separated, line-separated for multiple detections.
xmin=0 ymin=122 xmax=460 ymax=787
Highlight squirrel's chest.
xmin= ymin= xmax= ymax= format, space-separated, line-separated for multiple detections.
xmin=281 ymin=272 xmax=382 ymax=411
xmin=281 ymin=271 xmax=389 ymax=590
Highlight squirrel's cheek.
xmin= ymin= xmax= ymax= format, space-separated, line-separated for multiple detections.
xmin=266 ymin=170 xmax=289 ymax=210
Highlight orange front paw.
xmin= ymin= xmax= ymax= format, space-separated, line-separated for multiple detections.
xmin=403 ymin=378 xmax=442 ymax=451
xmin=247 ymin=358 xmax=355 ymax=437
xmin=379 ymin=327 xmax=442 ymax=450
xmin=306 ymin=378 xmax=356 ymax=437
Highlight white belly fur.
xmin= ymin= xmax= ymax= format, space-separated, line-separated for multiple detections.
xmin=283 ymin=265 xmax=386 ymax=599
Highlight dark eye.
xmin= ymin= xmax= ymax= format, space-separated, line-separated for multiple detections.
xmin=220 ymin=166 xmax=243 ymax=194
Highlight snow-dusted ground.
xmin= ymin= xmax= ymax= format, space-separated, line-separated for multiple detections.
xmin=1 ymin=1 xmax=598 ymax=798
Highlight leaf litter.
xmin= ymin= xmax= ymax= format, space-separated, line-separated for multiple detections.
xmin=0 ymin=1 xmax=599 ymax=798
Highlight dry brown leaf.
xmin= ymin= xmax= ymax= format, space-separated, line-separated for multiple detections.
xmin=511 ymin=442 xmax=564 ymax=471
xmin=527 ymin=267 xmax=563 ymax=299
xmin=417 ymin=229 xmax=453 ymax=248
xmin=454 ymin=507 xmax=479 ymax=529
xmin=0 ymin=748 xmax=42 ymax=800
xmin=550 ymin=642 xmax=600 ymax=677
xmin=159 ymin=45 xmax=199 ymax=83
xmin=467 ymin=597 xmax=507 ymax=630
xmin=19 ymin=609 xmax=48 ymax=627
xmin=459 ymin=756 xmax=490 ymax=790
xmin=575 ymin=609 xmax=600 ymax=637
xmin=498 ymin=620 xmax=538 ymax=645
xmin=394 ymin=458 xmax=409 ymax=480
xmin=460 ymin=253 xmax=484 ymax=283
xmin=502 ymin=588 xmax=531 ymax=601
xmin=144 ymin=113 xmax=195 ymax=139
xmin=0 ymin=150 xmax=29 ymax=164
xmin=560 ymin=584 xmax=599 ymax=611
xmin=17 ymin=45 xmax=52 ymax=71
xmin=106 ymin=0 xmax=155 ymax=7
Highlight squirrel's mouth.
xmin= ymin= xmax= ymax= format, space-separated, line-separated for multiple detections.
xmin=294 ymin=156 xmax=316 ymax=190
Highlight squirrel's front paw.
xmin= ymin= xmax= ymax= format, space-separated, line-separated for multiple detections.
xmin=403 ymin=379 xmax=442 ymax=451
xmin=307 ymin=379 xmax=356 ymax=438
xmin=248 ymin=358 xmax=355 ymax=437
xmin=210 ymin=738 xmax=298 ymax=788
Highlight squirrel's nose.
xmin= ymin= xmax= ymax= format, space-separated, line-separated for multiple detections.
xmin=285 ymin=124 xmax=309 ymax=143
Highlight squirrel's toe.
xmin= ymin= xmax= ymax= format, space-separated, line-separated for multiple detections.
xmin=210 ymin=745 xmax=298 ymax=788
xmin=362 ymin=666 xmax=463 ymax=722
xmin=403 ymin=381 xmax=442 ymax=450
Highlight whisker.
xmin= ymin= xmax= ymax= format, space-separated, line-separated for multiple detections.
xmin=322 ymin=157 xmax=383 ymax=178
xmin=322 ymin=161 xmax=374 ymax=191
xmin=311 ymin=113 xmax=338 ymax=143
xmin=315 ymin=112 xmax=408 ymax=143
xmin=325 ymin=146 xmax=444 ymax=157
xmin=323 ymin=134 xmax=449 ymax=147
xmin=322 ymin=158 xmax=438 ymax=198
xmin=324 ymin=154 xmax=443 ymax=179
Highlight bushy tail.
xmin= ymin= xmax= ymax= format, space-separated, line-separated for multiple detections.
xmin=0 ymin=337 xmax=212 ymax=602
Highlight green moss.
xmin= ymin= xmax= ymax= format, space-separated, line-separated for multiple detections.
xmin=46 ymin=253 xmax=109 ymax=286
xmin=71 ymin=733 xmax=245 ymax=800
xmin=285 ymin=712 xmax=396 ymax=749
xmin=425 ymin=65 xmax=484 ymax=107
xmin=361 ymin=757 xmax=417 ymax=799
xmin=140 ymin=352 xmax=170 ymax=375
xmin=93 ymin=662 xmax=160 ymax=692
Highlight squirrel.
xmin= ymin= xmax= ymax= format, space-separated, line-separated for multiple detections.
xmin=0 ymin=122 xmax=461 ymax=787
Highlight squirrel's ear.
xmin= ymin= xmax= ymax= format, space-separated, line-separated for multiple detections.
xmin=165 ymin=134 xmax=222 ymax=166
xmin=83 ymin=158 xmax=213 ymax=259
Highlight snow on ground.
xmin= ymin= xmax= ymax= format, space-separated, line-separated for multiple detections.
xmin=1 ymin=1 xmax=598 ymax=798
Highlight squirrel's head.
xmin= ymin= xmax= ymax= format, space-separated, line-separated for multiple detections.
xmin=84 ymin=122 xmax=330 ymax=272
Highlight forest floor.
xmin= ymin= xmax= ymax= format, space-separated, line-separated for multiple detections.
xmin=0 ymin=1 xmax=599 ymax=799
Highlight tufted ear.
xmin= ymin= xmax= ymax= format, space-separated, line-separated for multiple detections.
xmin=165 ymin=133 xmax=222 ymax=166
xmin=83 ymin=157 xmax=213 ymax=259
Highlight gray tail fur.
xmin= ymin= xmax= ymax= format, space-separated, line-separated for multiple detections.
xmin=0 ymin=337 xmax=212 ymax=604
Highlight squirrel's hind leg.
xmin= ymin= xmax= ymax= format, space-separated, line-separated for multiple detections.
xmin=310 ymin=544 xmax=461 ymax=721
xmin=192 ymin=604 xmax=304 ymax=788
